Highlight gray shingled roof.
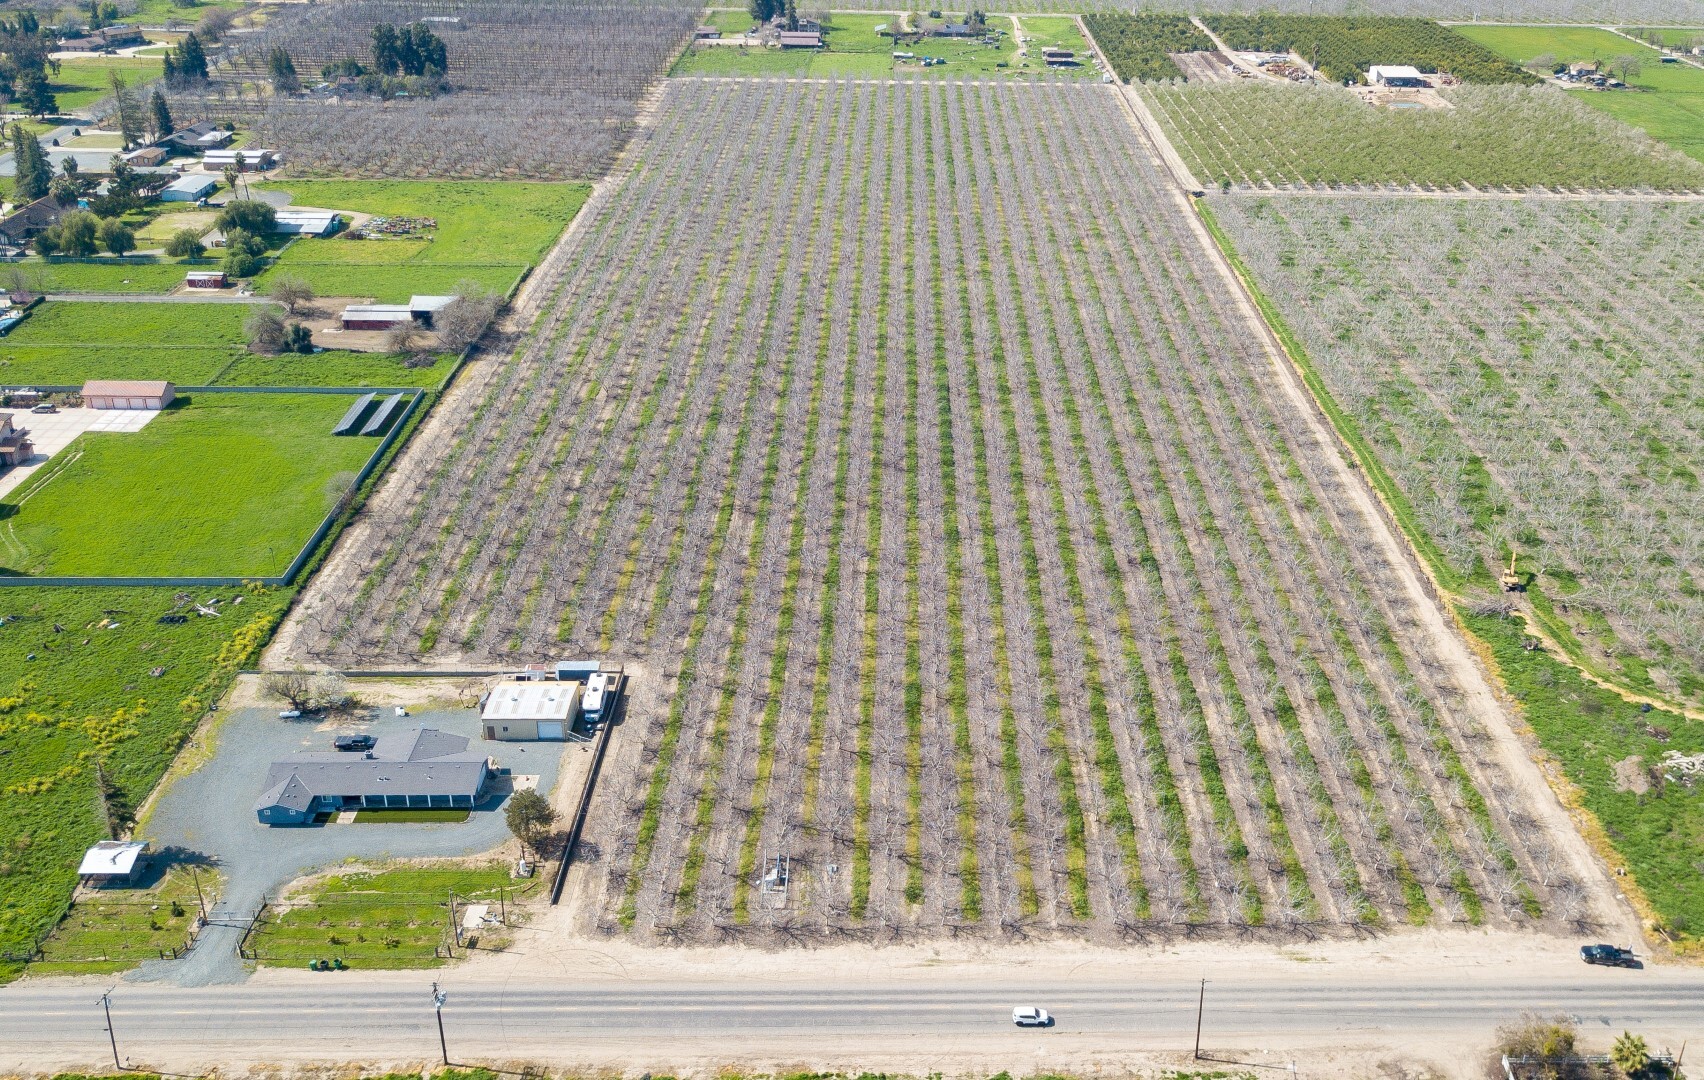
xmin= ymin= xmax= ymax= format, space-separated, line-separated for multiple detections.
xmin=254 ymin=728 xmax=490 ymax=811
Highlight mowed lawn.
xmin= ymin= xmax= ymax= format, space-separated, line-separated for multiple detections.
xmin=14 ymin=260 xmax=206 ymax=295
xmin=254 ymin=180 xmax=590 ymax=303
xmin=0 ymin=300 xmax=258 ymax=386
xmin=0 ymin=394 xmax=378 ymax=577
xmin=1457 ymin=25 xmax=1704 ymax=162
xmin=10 ymin=57 xmax=165 ymax=113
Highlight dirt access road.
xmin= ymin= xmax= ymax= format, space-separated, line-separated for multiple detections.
xmin=5 ymin=934 xmax=1698 ymax=1079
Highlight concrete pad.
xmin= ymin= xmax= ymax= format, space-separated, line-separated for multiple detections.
xmin=0 ymin=404 xmax=158 ymax=501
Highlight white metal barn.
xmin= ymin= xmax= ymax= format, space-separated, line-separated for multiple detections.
xmin=481 ymin=680 xmax=582 ymax=741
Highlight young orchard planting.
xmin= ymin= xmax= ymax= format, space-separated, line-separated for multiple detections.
xmin=285 ymin=79 xmax=1604 ymax=941
xmin=1144 ymin=82 xmax=1704 ymax=192
xmin=1210 ymin=196 xmax=1704 ymax=708
xmin=171 ymin=0 xmax=700 ymax=179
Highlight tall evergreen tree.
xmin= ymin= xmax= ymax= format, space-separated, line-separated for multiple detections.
xmin=15 ymin=67 xmax=55 ymax=117
xmin=170 ymin=31 xmax=208 ymax=81
xmin=371 ymin=23 xmax=400 ymax=75
xmin=10 ymin=123 xmax=52 ymax=201
xmin=149 ymin=89 xmax=174 ymax=139
xmin=268 ymin=46 xmax=300 ymax=93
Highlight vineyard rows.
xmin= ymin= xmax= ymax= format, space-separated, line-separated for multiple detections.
xmin=284 ymin=79 xmax=1609 ymax=941
xmin=169 ymin=0 xmax=699 ymax=179
xmin=1211 ymin=195 xmax=1704 ymax=707
xmin=1143 ymin=82 xmax=1704 ymax=192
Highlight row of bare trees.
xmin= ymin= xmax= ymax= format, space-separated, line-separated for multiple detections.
xmin=285 ymin=77 xmax=1595 ymax=942
xmin=1215 ymin=194 xmax=1703 ymax=702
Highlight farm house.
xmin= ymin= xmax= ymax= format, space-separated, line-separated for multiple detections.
xmin=81 ymin=380 xmax=175 ymax=411
xmin=0 ymin=413 xmax=34 ymax=466
xmin=480 ymin=680 xmax=582 ymax=740
xmin=253 ymin=728 xmax=495 ymax=825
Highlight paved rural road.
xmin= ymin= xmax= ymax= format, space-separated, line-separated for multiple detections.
xmin=4 ymin=972 xmax=1701 ymax=1069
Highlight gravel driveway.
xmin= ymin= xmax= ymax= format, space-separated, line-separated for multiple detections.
xmin=130 ymin=705 xmax=567 ymax=986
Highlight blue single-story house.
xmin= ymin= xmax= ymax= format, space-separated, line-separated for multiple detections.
xmin=161 ymin=174 xmax=219 ymax=203
xmin=254 ymin=727 xmax=495 ymax=825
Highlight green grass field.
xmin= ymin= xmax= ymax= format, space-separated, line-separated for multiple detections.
xmin=0 ymin=584 xmax=292 ymax=981
xmin=703 ymin=7 xmax=756 ymax=34
xmin=3 ymin=57 xmax=165 ymax=114
xmin=29 ymin=866 xmax=216 ymax=974
xmin=1456 ymin=25 xmax=1704 ymax=162
xmin=1622 ymin=27 xmax=1704 ymax=48
xmin=673 ymin=13 xmax=1094 ymax=79
xmin=351 ymin=808 xmax=471 ymax=823
xmin=1464 ymin=610 xmax=1704 ymax=944
xmin=214 ymin=349 xmax=453 ymax=389
xmin=10 ymin=260 xmax=207 ymax=295
xmin=1015 ymin=14 xmax=1093 ymax=60
xmin=252 ymin=864 xmax=534 ymax=968
xmin=9 ymin=301 xmax=250 ymax=347
xmin=0 ymin=300 xmax=258 ymax=386
xmin=254 ymin=181 xmax=589 ymax=303
xmin=0 ymin=394 xmax=379 ymax=577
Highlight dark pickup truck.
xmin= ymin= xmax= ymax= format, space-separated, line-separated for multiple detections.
xmin=333 ymin=734 xmax=376 ymax=752
xmin=1580 ymin=944 xmax=1638 ymax=967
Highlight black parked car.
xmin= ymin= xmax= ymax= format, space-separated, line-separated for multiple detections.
xmin=1580 ymin=944 xmax=1638 ymax=967
xmin=333 ymin=734 xmax=376 ymax=752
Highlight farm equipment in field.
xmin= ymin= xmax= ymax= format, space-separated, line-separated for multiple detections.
xmin=1501 ymin=550 xmax=1522 ymax=592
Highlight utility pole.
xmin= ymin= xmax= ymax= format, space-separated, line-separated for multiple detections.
xmin=190 ymin=867 xmax=208 ymax=921
xmin=98 ymin=988 xmax=120 ymax=1070
xmin=1193 ymin=978 xmax=1206 ymax=1060
xmin=431 ymin=983 xmax=449 ymax=1066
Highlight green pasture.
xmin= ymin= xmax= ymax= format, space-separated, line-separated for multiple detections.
xmin=29 ymin=866 xmax=217 ymax=974
xmin=0 ymin=301 xmax=258 ymax=385
xmin=1457 ymin=25 xmax=1704 ymax=162
xmin=703 ymin=8 xmax=756 ymax=34
xmin=1623 ymin=27 xmax=1704 ymax=47
xmin=254 ymin=180 xmax=588 ymax=302
xmin=1465 ymin=610 xmax=1704 ymax=945
xmin=1015 ymin=14 xmax=1093 ymax=58
xmin=252 ymin=864 xmax=532 ymax=968
xmin=673 ymin=13 xmax=1091 ymax=79
xmin=8 ymin=300 xmax=251 ymax=347
xmin=0 ymin=584 xmax=293 ymax=981
xmin=0 ymin=345 xmax=231 ymax=385
xmin=14 ymin=260 xmax=205 ymax=295
xmin=0 ymin=393 xmax=377 ymax=577
xmin=260 ymin=264 xmax=523 ymax=305
xmin=214 ymin=349 xmax=453 ymax=389
xmin=31 ymin=58 xmax=163 ymax=113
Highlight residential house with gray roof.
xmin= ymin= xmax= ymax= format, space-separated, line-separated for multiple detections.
xmin=254 ymin=727 xmax=495 ymax=825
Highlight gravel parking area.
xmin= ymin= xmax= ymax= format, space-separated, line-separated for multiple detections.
xmin=131 ymin=705 xmax=568 ymax=986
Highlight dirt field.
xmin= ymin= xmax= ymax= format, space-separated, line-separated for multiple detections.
xmin=271 ymin=78 xmax=1625 ymax=948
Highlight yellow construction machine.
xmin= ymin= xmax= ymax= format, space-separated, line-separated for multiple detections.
xmin=1501 ymin=550 xmax=1522 ymax=592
